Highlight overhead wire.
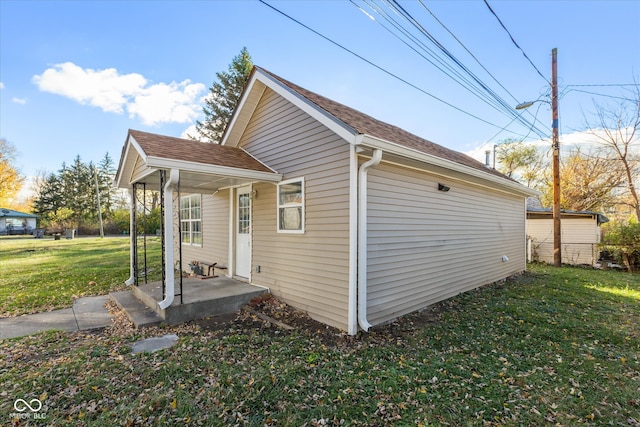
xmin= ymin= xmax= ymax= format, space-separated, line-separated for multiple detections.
xmin=380 ymin=0 xmax=549 ymax=138
xmin=353 ymin=0 xmax=523 ymax=120
xmin=259 ymin=0 xmax=540 ymax=140
xmin=257 ymin=0 xmax=520 ymax=133
xmin=416 ymin=0 xmax=549 ymax=132
xmin=482 ymin=0 xmax=549 ymax=84
xmin=560 ymin=88 xmax=638 ymax=102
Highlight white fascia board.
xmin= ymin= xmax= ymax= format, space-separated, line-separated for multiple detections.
xmin=359 ymin=135 xmax=539 ymax=197
xmin=114 ymin=142 xmax=133 ymax=188
xmin=146 ymin=156 xmax=282 ymax=182
xmin=115 ymin=136 xmax=148 ymax=188
xmin=251 ymin=69 xmax=358 ymax=144
xmin=221 ymin=78 xmax=266 ymax=147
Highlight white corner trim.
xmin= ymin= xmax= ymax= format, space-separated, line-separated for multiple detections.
xmin=227 ymin=187 xmax=235 ymax=278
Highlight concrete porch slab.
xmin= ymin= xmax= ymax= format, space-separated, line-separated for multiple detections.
xmin=109 ymin=291 xmax=163 ymax=329
xmin=128 ymin=276 xmax=267 ymax=325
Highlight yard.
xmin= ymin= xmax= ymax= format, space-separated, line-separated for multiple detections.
xmin=0 ymin=236 xmax=160 ymax=317
xmin=1 ymin=237 xmax=639 ymax=425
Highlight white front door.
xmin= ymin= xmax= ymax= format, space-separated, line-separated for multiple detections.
xmin=235 ymin=186 xmax=252 ymax=278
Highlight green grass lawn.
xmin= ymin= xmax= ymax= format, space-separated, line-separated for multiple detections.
xmin=1 ymin=261 xmax=638 ymax=426
xmin=0 ymin=236 xmax=161 ymax=316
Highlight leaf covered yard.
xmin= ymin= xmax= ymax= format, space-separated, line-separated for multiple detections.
xmin=1 ymin=264 xmax=639 ymax=426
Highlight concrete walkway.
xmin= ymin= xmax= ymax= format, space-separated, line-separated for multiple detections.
xmin=0 ymin=296 xmax=113 ymax=340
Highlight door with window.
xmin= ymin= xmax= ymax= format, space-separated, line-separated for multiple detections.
xmin=235 ymin=186 xmax=252 ymax=278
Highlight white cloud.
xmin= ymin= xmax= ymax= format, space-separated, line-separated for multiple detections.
xmin=32 ymin=62 xmax=205 ymax=125
xmin=12 ymin=97 xmax=27 ymax=105
xmin=127 ymin=80 xmax=205 ymax=126
xmin=0 ymin=82 xmax=4 ymax=90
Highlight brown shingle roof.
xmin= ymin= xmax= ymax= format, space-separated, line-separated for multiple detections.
xmin=257 ymin=66 xmax=507 ymax=178
xmin=128 ymin=129 xmax=273 ymax=173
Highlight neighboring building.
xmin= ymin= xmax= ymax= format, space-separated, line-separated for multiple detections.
xmin=115 ymin=66 xmax=536 ymax=334
xmin=526 ymin=199 xmax=609 ymax=266
xmin=0 ymin=208 xmax=37 ymax=235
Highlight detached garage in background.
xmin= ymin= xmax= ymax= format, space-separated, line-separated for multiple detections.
xmin=526 ymin=198 xmax=609 ymax=266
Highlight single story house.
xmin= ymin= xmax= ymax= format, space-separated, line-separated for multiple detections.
xmin=0 ymin=208 xmax=37 ymax=235
xmin=115 ymin=66 xmax=536 ymax=334
xmin=526 ymin=200 xmax=609 ymax=266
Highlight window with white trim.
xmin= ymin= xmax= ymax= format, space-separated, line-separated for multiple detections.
xmin=277 ymin=178 xmax=304 ymax=233
xmin=180 ymin=194 xmax=202 ymax=245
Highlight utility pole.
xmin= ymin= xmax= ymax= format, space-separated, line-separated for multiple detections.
xmin=94 ymin=166 xmax=104 ymax=238
xmin=551 ymin=48 xmax=561 ymax=267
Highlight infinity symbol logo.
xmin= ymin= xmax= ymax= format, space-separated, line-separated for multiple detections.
xmin=14 ymin=398 xmax=42 ymax=412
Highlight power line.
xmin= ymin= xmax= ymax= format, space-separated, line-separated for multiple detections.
xmin=560 ymin=88 xmax=638 ymax=102
xmin=258 ymin=0 xmax=539 ymax=139
xmin=417 ymin=0 xmax=518 ymax=103
xmin=353 ymin=0 xmax=517 ymax=119
xmin=483 ymin=0 xmax=549 ymax=84
xmin=381 ymin=0 xmax=549 ymax=138
xmin=564 ymin=83 xmax=639 ymax=87
xmin=415 ymin=0 xmax=550 ymax=133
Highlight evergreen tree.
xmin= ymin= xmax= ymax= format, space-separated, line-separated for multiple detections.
xmin=62 ymin=156 xmax=94 ymax=226
xmin=97 ymin=152 xmax=116 ymax=216
xmin=193 ymin=47 xmax=253 ymax=143
xmin=33 ymin=173 xmax=64 ymax=216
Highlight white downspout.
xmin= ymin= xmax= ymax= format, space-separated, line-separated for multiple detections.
xmin=347 ymin=145 xmax=359 ymax=335
xmin=125 ymin=188 xmax=136 ymax=286
xmin=158 ymin=169 xmax=180 ymax=310
xmin=358 ymin=149 xmax=382 ymax=332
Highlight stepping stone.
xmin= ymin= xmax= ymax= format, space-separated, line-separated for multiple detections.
xmin=131 ymin=334 xmax=179 ymax=354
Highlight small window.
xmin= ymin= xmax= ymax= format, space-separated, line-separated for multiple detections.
xmin=180 ymin=194 xmax=202 ymax=245
xmin=277 ymin=178 xmax=304 ymax=233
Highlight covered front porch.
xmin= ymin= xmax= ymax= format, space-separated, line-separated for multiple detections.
xmin=114 ymin=129 xmax=282 ymax=327
xmin=110 ymin=276 xmax=267 ymax=327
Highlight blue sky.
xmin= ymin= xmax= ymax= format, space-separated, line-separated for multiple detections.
xmin=1 ymin=0 xmax=639 ymax=183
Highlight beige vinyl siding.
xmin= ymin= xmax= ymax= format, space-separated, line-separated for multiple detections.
xmin=527 ymin=216 xmax=600 ymax=265
xmin=180 ymin=190 xmax=230 ymax=272
xmin=366 ymin=161 xmax=526 ymax=326
xmin=239 ymin=88 xmax=352 ymax=331
xmin=130 ymin=156 xmax=151 ymax=184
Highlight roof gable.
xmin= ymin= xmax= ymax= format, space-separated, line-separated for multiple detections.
xmin=225 ymin=66 xmax=508 ymax=180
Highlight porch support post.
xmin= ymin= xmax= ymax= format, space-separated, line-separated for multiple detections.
xmin=158 ymin=169 xmax=179 ymax=310
xmin=125 ymin=187 xmax=136 ymax=286
xmin=228 ymin=187 xmax=235 ymax=277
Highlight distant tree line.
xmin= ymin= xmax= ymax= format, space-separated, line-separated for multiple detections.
xmin=496 ymin=86 xmax=640 ymax=222
xmin=32 ymin=153 xmax=130 ymax=234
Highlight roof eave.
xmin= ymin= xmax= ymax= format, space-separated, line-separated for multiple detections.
xmin=115 ymin=133 xmax=148 ymax=189
xmin=146 ymin=156 xmax=282 ymax=182
xmin=359 ymin=135 xmax=539 ymax=197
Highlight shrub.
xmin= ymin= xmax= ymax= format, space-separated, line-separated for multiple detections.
xmin=600 ymin=221 xmax=640 ymax=271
